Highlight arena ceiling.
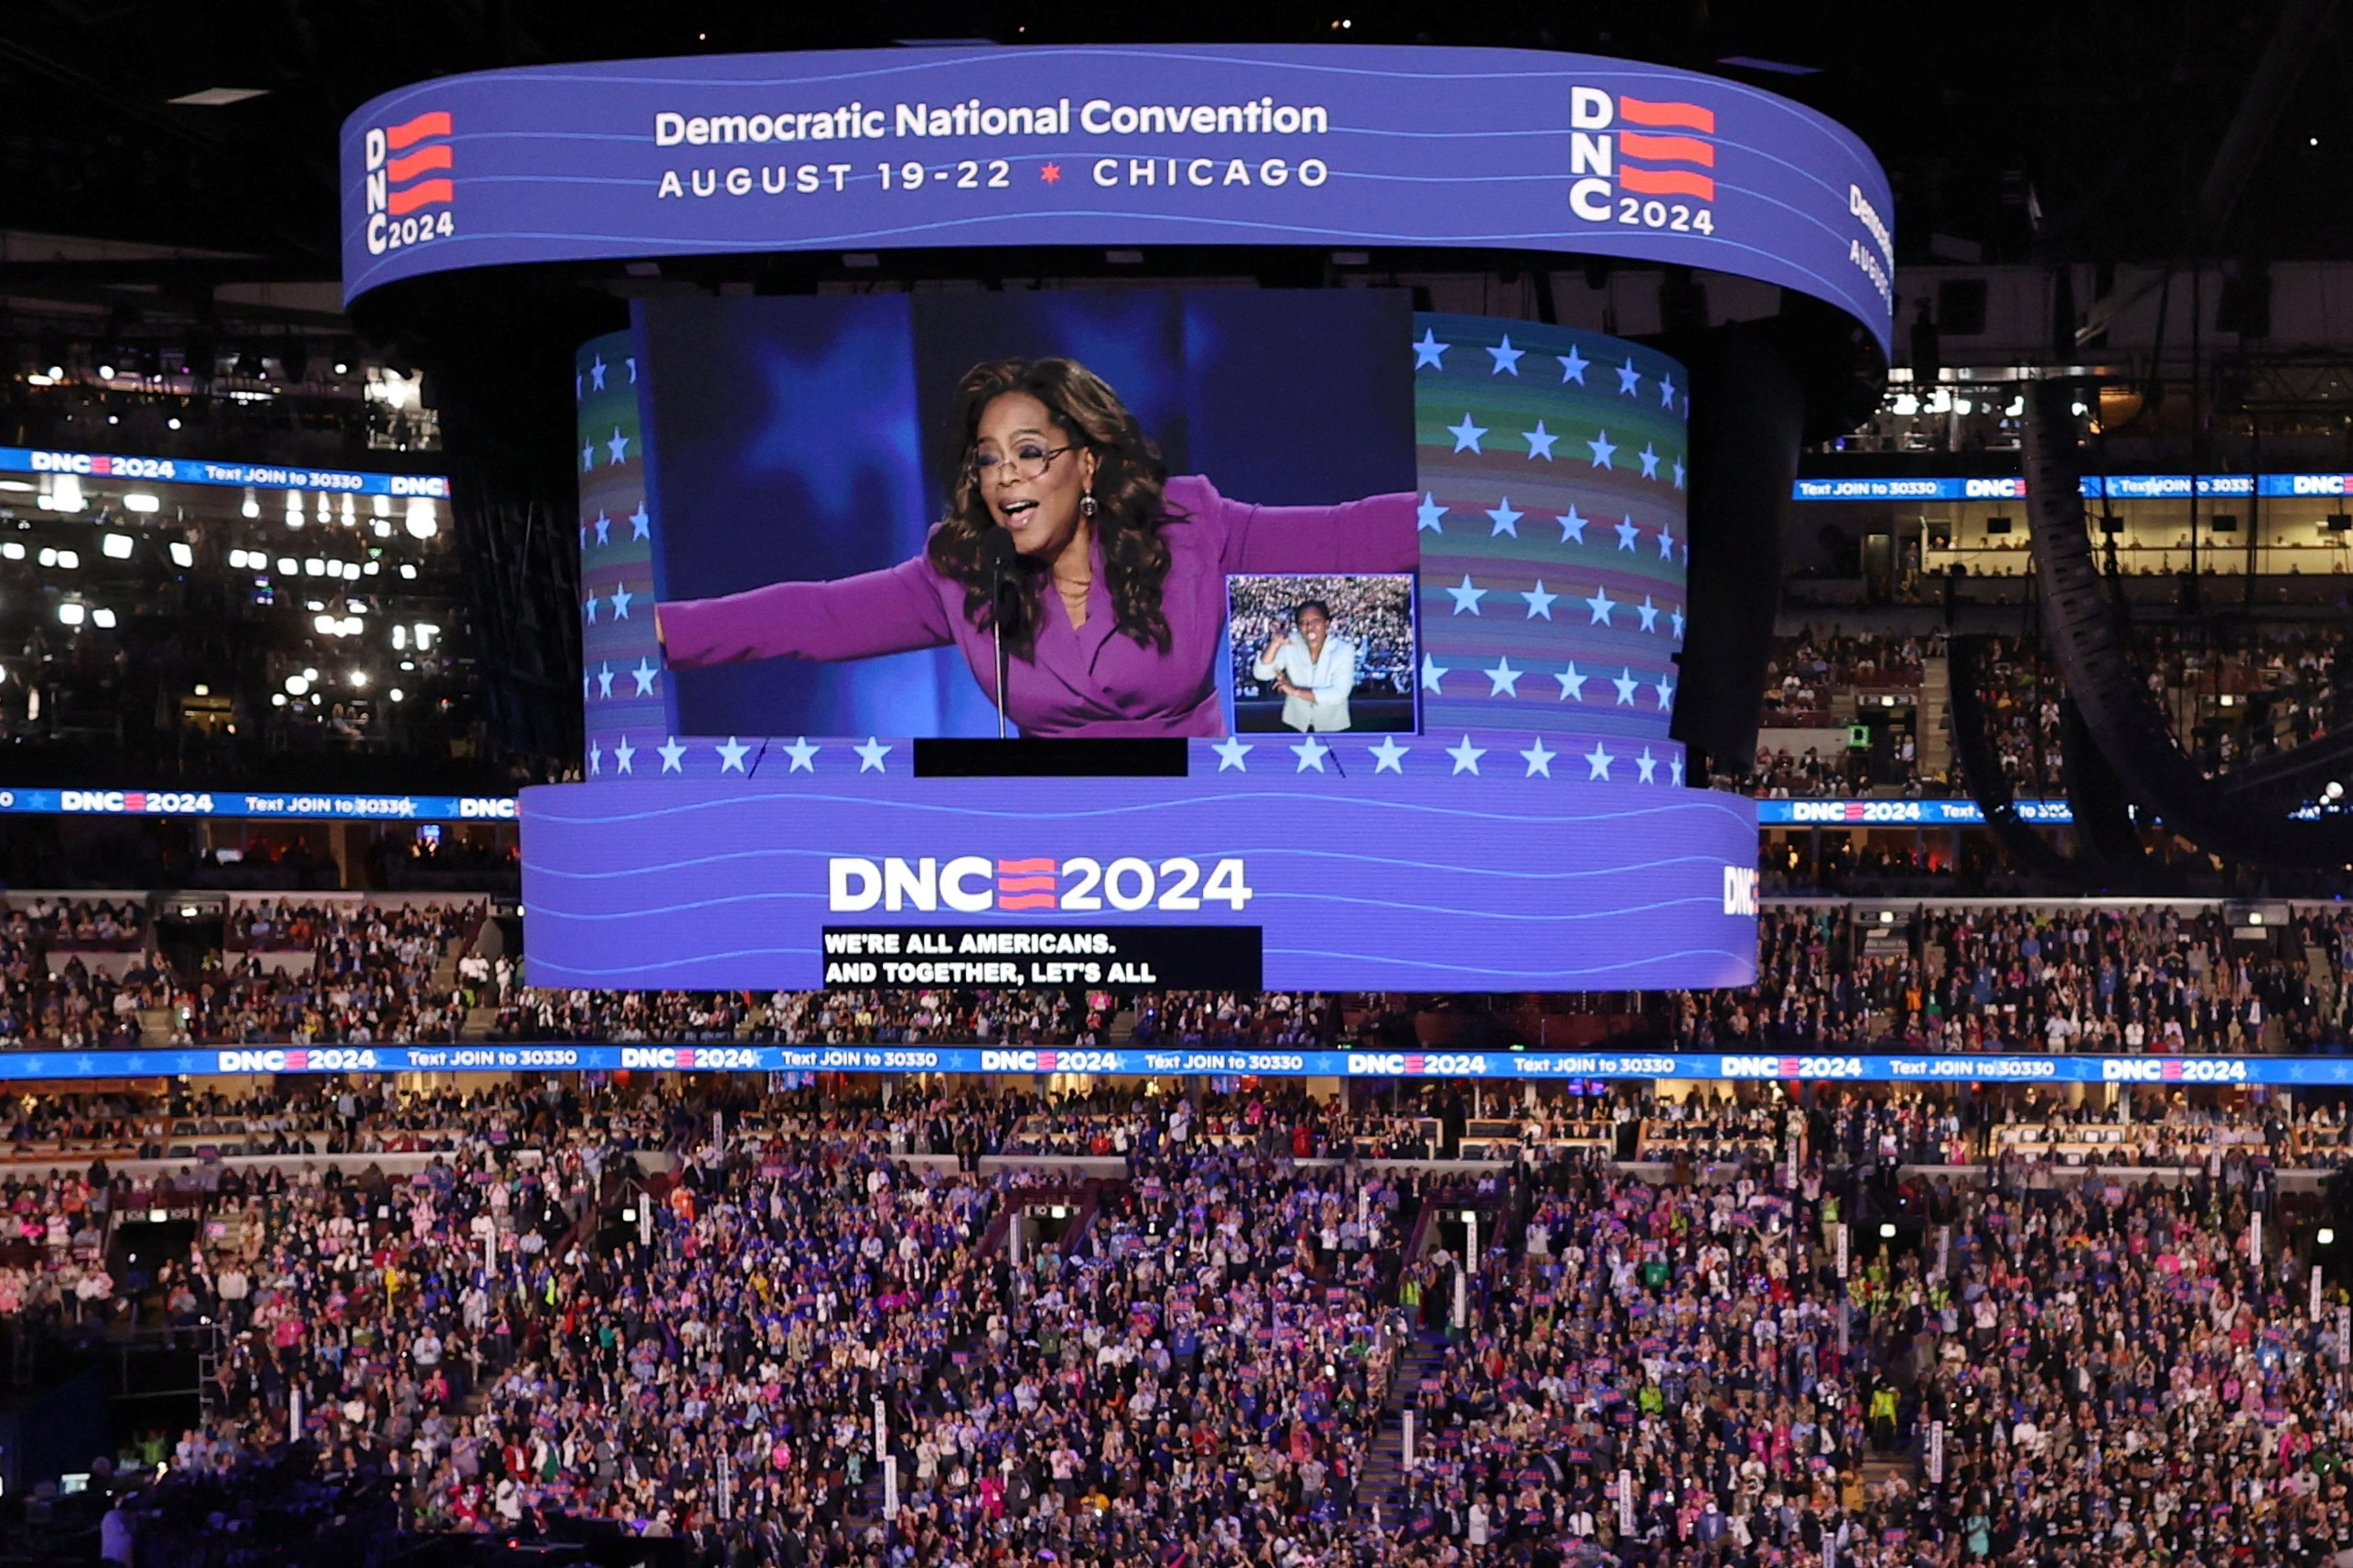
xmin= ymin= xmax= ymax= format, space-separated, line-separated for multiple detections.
xmin=0 ymin=0 xmax=2348 ymax=284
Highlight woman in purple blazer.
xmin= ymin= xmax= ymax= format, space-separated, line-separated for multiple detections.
xmin=654 ymin=357 xmax=1417 ymax=738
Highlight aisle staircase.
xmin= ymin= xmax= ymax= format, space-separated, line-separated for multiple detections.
xmin=1357 ymin=1332 xmax=1449 ymax=1518
xmin=2309 ymin=944 xmax=2339 ymax=1023
xmin=1918 ymin=655 xmax=1952 ymax=779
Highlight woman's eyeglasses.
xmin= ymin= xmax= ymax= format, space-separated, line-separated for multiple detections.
xmin=966 ymin=444 xmax=1077 ymax=483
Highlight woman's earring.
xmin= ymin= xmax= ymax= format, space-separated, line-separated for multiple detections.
xmin=1080 ymin=489 xmax=1099 ymax=518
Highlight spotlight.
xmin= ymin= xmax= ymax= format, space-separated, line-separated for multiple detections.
xmin=102 ymin=533 xmax=134 ymax=558
xmin=2321 ymin=1229 xmax=2337 ymax=1247
xmin=56 ymin=603 xmax=85 ymax=626
xmin=1878 ymin=1223 xmax=1896 ymax=1240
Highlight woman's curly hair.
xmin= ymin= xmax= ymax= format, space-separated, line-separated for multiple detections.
xmin=926 ymin=357 xmax=1176 ymax=660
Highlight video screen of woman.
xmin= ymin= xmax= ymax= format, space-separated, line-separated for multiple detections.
xmin=635 ymin=288 xmax=1417 ymax=740
xmin=577 ymin=292 xmax=1690 ymax=750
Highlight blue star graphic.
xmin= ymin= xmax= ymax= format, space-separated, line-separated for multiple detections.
xmin=1291 ymin=736 xmax=1330 ymax=772
xmin=609 ymin=585 xmax=633 ymax=619
xmin=594 ymin=512 xmax=611 ymax=546
xmin=1420 ymin=654 xmax=1448 ymax=693
xmin=1416 ymin=493 xmax=1447 ymax=533
xmin=1521 ymin=580 xmax=1558 ymax=619
xmin=1556 ymin=663 xmax=1588 ymax=702
xmin=1615 ymin=518 xmax=1641 ymax=552
xmin=658 ymin=737 xmax=688 ymax=773
xmin=1445 ymin=575 xmax=1488 ymax=615
xmin=1613 ymin=668 xmax=1641 ymax=705
xmin=1486 ymin=498 xmax=1522 ymax=538
xmin=1558 ymin=506 xmax=1589 ymax=545
xmin=1587 ymin=430 xmax=1617 ymax=467
xmin=1520 ymin=738 xmax=1555 ymax=777
xmin=1446 ymin=735 xmax=1486 ymax=775
xmin=591 ymin=356 xmax=608 ymax=392
xmin=1639 ymin=443 xmax=1661 ymax=479
xmin=581 ymin=443 xmax=595 ymax=472
xmin=1636 ymin=747 xmax=1660 ymax=784
xmin=1211 ymin=736 xmax=1252 ymax=771
xmin=1637 ymin=596 xmax=1659 ymax=632
xmin=1671 ymin=606 xmax=1686 ymax=639
xmin=1488 ymin=336 xmax=1524 ymax=375
xmin=1584 ymin=587 xmax=1617 ymax=626
xmin=583 ymin=592 xmax=598 ymax=625
xmin=1658 ymin=373 xmax=1677 ymax=409
xmin=1585 ymin=742 xmax=1616 ymax=780
xmin=1558 ymin=346 xmax=1589 ymax=384
xmin=613 ymin=736 xmax=637 ymax=775
xmin=1485 ymin=658 xmax=1522 ymax=697
xmin=715 ymin=736 xmax=751 ymax=773
xmin=630 ymin=505 xmax=652 ymax=540
xmin=1654 ymin=675 xmax=1676 ymax=710
xmin=1671 ymin=757 xmax=1685 ymax=786
xmin=1523 ymin=421 xmax=1559 ymax=460
xmin=1413 ymin=329 xmax=1448 ymax=370
xmin=587 ymin=742 xmax=602 ymax=776
xmin=782 ymin=736 xmax=820 ymax=772
xmin=1656 ymin=526 xmax=1677 ymax=561
xmin=1616 ymin=359 xmax=1642 ymax=396
xmin=631 ymin=660 xmax=659 ymax=696
xmin=1672 ymin=456 xmax=1687 ymax=489
xmin=607 ymin=427 xmax=629 ymax=464
xmin=596 ymin=663 xmax=615 ymax=699
xmin=1446 ymin=413 xmax=1488 ymax=454
xmin=854 ymin=736 xmax=893 ymax=772
xmin=1368 ymin=736 xmax=1410 ymax=773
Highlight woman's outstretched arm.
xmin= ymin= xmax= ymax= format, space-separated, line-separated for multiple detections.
xmin=655 ymin=554 xmax=957 ymax=668
xmin=1210 ymin=485 xmax=1421 ymax=575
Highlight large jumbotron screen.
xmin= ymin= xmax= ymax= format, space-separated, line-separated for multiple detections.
xmin=339 ymin=43 xmax=1896 ymax=995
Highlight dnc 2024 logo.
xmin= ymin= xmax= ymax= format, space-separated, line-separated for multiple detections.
xmin=362 ymin=110 xmax=456 ymax=255
xmin=1566 ymin=88 xmax=1717 ymax=233
xmin=828 ymin=855 xmax=1253 ymax=914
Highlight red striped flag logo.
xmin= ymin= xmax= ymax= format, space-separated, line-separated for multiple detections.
xmin=362 ymin=109 xmax=456 ymax=254
xmin=1566 ymin=86 xmax=1720 ymax=226
xmin=994 ymin=856 xmax=1060 ymax=910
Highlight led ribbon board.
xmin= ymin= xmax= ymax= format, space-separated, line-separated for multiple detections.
xmin=339 ymin=44 xmax=1895 ymax=353
xmin=11 ymin=1047 xmax=2347 ymax=1084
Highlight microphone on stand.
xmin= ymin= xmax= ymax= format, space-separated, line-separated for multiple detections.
xmin=980 ymin=528 xmax=1020 ymax=739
